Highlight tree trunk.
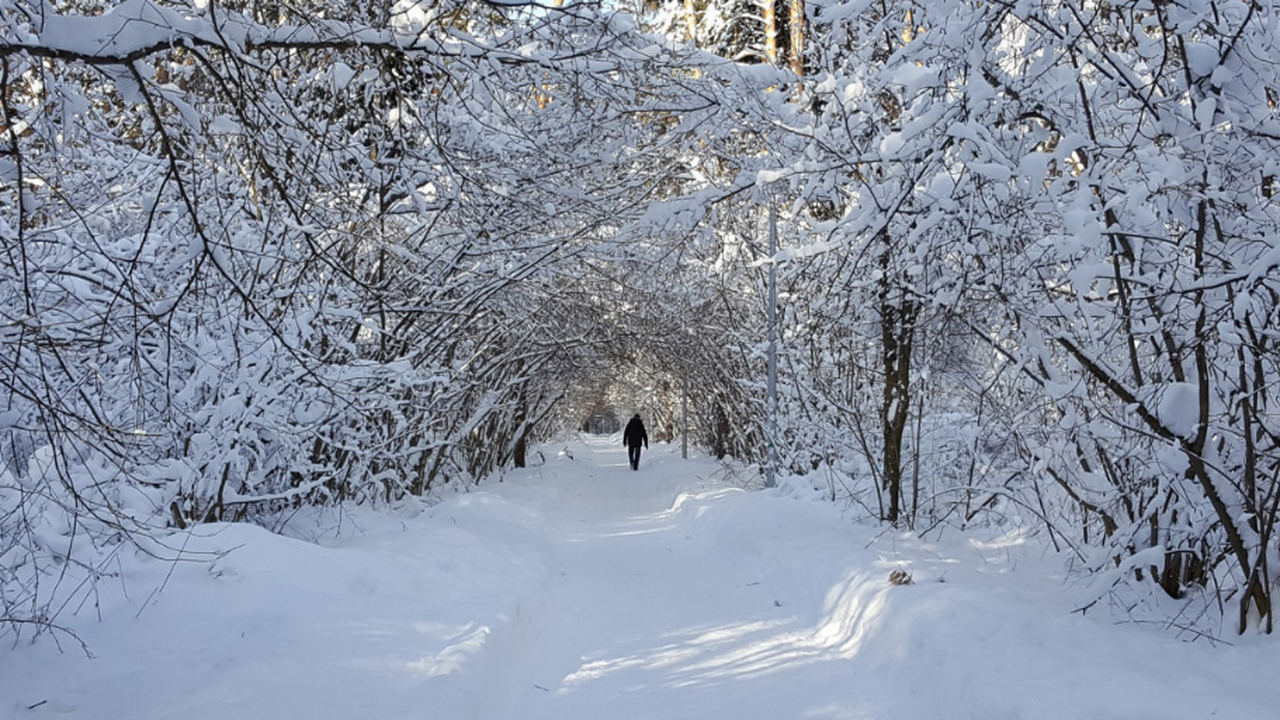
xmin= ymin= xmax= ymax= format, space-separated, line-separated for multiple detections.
xmin=513 ymin=434 xmax=527 ymax=468
xmin=881 ymin=302 xmax=914 ymax=525
xmin=761 ymin=0 xmax=778 ymax=64
xmin=879 ymin=239 xmax=916 ymax=526
xmin=788 ymin=0 xmax=804 ymax=75
xmin=512 ymin=397 xmax=529 ymax=468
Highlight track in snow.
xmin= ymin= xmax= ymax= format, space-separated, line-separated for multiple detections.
xmin=8 ymin=436 xmax=1272 ymax=720
xmin=479 ymin=436 xmax=874 ymax=720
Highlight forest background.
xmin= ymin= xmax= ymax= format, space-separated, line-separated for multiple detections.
xmin=3 ymin=0 xmax=1280 ymax=642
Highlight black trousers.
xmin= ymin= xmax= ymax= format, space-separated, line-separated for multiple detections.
xmin=628 ymin=445 xmax=643 ymax=470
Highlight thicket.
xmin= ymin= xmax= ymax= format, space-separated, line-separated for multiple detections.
xmin=3 ymin=0 xmax=1279 ymax=641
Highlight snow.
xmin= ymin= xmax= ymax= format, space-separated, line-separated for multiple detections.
xmin=1155 ymin=382 xmax=1201 ymax=440
xmin=36 ymin=0 xmax=217 ymax=58
xmin=2 ymin=436 xmax=1276 ymax=719
xmin=1183 ymin=42 xmax=1220 ymax=78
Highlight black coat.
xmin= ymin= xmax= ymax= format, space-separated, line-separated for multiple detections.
xmin=623 ymin=416 xmax=648 ymax=448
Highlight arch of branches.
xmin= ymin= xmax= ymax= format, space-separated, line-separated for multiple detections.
xmin=7 ymin=0 xmax=1280 ymax=637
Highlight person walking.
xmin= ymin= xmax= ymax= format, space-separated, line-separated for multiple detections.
xmin=622 ymin=413 xmax=648 ymax=471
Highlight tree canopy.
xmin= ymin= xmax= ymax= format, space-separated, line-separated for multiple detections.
xmin=4 ymin=0 xmax=1280 ymax=639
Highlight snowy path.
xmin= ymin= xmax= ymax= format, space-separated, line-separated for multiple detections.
xmin=481 ymin=437 xmax=870 ymax=719
xmin=4 ymin=436 xmax=1277 ymax=719
xmin=460 ymin=438 xmax=1275 ymax=720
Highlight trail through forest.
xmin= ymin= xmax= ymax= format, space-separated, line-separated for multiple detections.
xmin=480 ymin=437 xmax=879 ymax=719
xmin=3 ymin=437 xmax=1275 ymax=719
xmin=8 ymin=0 xmax=1280 ymax=657
xmin=427 ymin=437 xmax=1277 ymax=720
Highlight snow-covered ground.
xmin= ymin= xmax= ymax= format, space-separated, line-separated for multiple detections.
xmin=3 ymin=436 xmax=1275 ymax=719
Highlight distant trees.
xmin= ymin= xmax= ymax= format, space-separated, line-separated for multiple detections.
xmin=654 ymin=0 xmax=805 ymax=67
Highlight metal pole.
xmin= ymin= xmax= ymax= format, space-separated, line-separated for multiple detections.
xmin=681 ymin=373 xmax=688 ymax=459
xmin=766 ymin=201 xmax=778 ymax=489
